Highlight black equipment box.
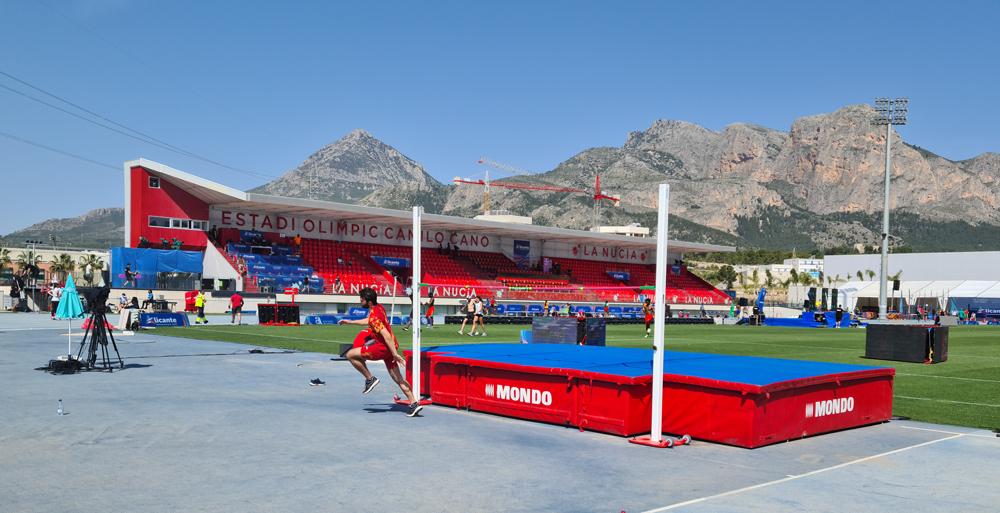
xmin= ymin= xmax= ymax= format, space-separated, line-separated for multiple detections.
xmin=258 ymin=303 xmax=300 ymax=325
xmin=531 ymin=317 xmax=606 ymax=346
xmin=865 ymin=324 xmax=948 ymax=363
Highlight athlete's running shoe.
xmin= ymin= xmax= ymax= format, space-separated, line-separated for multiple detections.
xmin=309 ymin=378 xmax=326 ymax=386
xmin=362 ymin=376 xmax=380 ymax=394
xmin=407 ymin=402 xmax=424 ymax=417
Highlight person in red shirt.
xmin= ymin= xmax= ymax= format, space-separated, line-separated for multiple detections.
xmin=229 ymin=292 xmax=244 ymax=325
xmin=339 ymin=288 xmax=423 ymax=417
xmin=643 ymin=298 xmax=654 ymax=338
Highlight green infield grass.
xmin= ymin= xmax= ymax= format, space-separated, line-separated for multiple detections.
xmin=150 ymin=322 xmax=1000 ymax=430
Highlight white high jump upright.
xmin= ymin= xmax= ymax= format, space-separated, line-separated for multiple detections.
xmin=630 ymin=183 xmax=688 ymax=448
xmin=412 ymin=206 xmax=422 ymax=399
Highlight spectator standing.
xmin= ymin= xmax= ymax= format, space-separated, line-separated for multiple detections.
xmin=229 ymin=292 xmax=244 ymax=324
xmin=424 ymin=292 xmax=435 ymax=328
xmin=194 ymin=290 xmax=208 ymax=324
xmin=49 ymin=283 xmax=62 ymax=319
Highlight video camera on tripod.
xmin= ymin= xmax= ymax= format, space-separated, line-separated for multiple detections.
xmin=76 ymin=285 xmax=124 ymax=371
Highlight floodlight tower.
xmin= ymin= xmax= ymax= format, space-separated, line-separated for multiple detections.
xmin=872 ymin=97 xmax=908 ymax=320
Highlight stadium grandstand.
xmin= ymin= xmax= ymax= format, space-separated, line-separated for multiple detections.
xmin=118 ymin=159 xmax=735 ymax=320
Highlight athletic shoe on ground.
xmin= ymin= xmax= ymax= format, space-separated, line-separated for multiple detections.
xmin=468 ymin=332 xmax=476 ymax=336
xmin=362 ymin=376 xmax=380 ymax=394
xmin=457 ymin=330 xmax=463 ymax=335
xmin=407 ymin=402 xmax=424 ymax=417
xmin=481 ymin=332 xmax=487 ymax=337
xmin=309 ymin=378 xmax=325 ymax=386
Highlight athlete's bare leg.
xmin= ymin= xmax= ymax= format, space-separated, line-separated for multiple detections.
xmin=345 ymin=347 xmax=373 ymax=380
xmin=387 ymin=365 xmax=416 ymax=403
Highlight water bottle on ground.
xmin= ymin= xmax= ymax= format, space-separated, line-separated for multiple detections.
xmin=57 ymin=399 xmax=64 ymax=416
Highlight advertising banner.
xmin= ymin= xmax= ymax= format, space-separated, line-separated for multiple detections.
xmin=139 ymin=312 xmax=190 ymax=327
xmin=372 ymin=256 xmax=411 ymax=269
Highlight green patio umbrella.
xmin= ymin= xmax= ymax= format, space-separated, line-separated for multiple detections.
xmin=55 ymin=274 xmax=85 ymax=356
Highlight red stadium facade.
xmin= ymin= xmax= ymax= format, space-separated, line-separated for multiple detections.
xmin=124 ymin=159 xmax=735 ymax=308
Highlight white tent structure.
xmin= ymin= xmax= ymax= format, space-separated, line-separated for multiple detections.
xmin=836 ymin=279 xmax=1000 ymax=313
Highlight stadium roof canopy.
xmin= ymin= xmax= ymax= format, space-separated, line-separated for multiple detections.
xmin=129 ymin=158 xmax=734 ymax=254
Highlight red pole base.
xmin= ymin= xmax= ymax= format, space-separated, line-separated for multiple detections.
xmin=393 ymin=394 xmax=432 ymax=406
xmin=629 ymin=434 xmax=692 ymax=448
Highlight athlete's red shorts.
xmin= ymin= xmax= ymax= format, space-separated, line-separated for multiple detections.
xmin=426 ymin=306 xmax=435 ymax=316
xmin=353 ymin=329 xmax=400 ymax=370
xmin=645 ymin=314 xmax=653 ymax=323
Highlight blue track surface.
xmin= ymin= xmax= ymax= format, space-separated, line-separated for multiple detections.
xmin=426 ymin=343 xmax=889 ymax=386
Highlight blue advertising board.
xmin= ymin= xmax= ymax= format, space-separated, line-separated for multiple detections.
xmin=513 ymin=240 xmax=530 ymax=269
xmin=951 ymin=297 xmax=1000 ymax=317
xmin=607 ymin=271 xmax=630 ymax=281
xmin=372 ymin=256 xmax=410 ymax=268
xmin=139 ymin=312 xmax=190 ymax=327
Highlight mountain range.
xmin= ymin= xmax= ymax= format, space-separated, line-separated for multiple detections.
xmin=5 ymin=105 xmax=999 ymax=252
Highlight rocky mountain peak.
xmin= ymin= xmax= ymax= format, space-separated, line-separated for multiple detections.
xmin=252 ymin=129 xmax=443 ymax=203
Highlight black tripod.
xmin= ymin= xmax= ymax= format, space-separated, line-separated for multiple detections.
xmin=77 ymin=308 xmax=124 ymax=371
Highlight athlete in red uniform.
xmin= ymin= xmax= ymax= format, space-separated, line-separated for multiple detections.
xmin=643 ymin=298 xmax=654 ymax=338
xmin=340 ymin=288 xmax=423 ymax=416
xmin=424 ymin=291 xmax=435 ymax=328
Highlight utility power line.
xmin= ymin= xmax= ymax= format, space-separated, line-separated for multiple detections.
xmin=0 ymin=70 xmax=278 ymax=180
xmin=0 ymin=129 xmax=119 ymax=171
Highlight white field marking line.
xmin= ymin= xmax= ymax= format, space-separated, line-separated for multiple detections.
xmin=0 ymin=327 xmax=77 ymax=332
xmin=897 ymin=425 xmax=1000 ymax=439
xmin=895 ymin=373 xmax=1000 ymax=384
xmin=640 ymin=434 xmax=964 ymax=513
xmin=180 ymin=327 xmax=327 ymax=342
xmin=895 ymin=395 xmax=1000 ymax=408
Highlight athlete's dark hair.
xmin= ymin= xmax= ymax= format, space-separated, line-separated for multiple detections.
xmin=359 ymin=287 xmax=378 ymax=304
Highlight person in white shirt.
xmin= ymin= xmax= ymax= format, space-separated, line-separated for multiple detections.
xmin=471 ymin=297 xmax=487 ymax=337
xmin=49 ymin=284 xmax=62 ymax=319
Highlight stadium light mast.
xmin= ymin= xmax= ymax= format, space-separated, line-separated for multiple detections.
xmin=872 ymin=97 xmax=907 ymax=320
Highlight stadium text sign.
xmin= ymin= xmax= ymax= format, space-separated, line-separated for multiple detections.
xmin=805 ymin=397 xmax=855 ymax=418
xmin=484 ymin=383 xmax=553 ymax=406
xmin=210 ymin=209 xmax=495 ymax=251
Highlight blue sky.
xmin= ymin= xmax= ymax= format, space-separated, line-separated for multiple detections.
xmin=1 ymin=0 xmax=998 ymax=235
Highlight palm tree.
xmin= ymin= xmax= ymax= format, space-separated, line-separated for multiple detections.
xmin=865 ymin=269 xmax=876 ymax=280
xmin=49 ymin=253 xmax=75 ymax=283
xmin=789 ymin=268 xmax=799 ymax=285
xmin=16 ymin=250 xmax=41 ymax=278
xmin=856 ymin=270 xmax=864 ymax=281
xmin=764 ymin=269 xmax=774 ymax=288
xmin=0 ymin=248 xmax=11 ymax=274
xmin=78 ymin=254 xmax=105 ymax=286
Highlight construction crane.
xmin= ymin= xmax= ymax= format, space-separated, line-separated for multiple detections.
xmin=454 ymin=157 xmax=621 ymax=226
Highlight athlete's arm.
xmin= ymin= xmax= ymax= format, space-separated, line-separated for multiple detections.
xmin=339 ymin=316 xmax=369 ymax=325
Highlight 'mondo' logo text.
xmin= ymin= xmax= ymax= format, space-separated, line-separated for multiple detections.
xmin=484 ymin=384 xmax=552 ymax=406
xmin=805 ymin=397 xmax=855 ymax=418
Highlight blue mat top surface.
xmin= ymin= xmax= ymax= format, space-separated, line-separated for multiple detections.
xmin=424 ymin=343 xmax=889 ymax=386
